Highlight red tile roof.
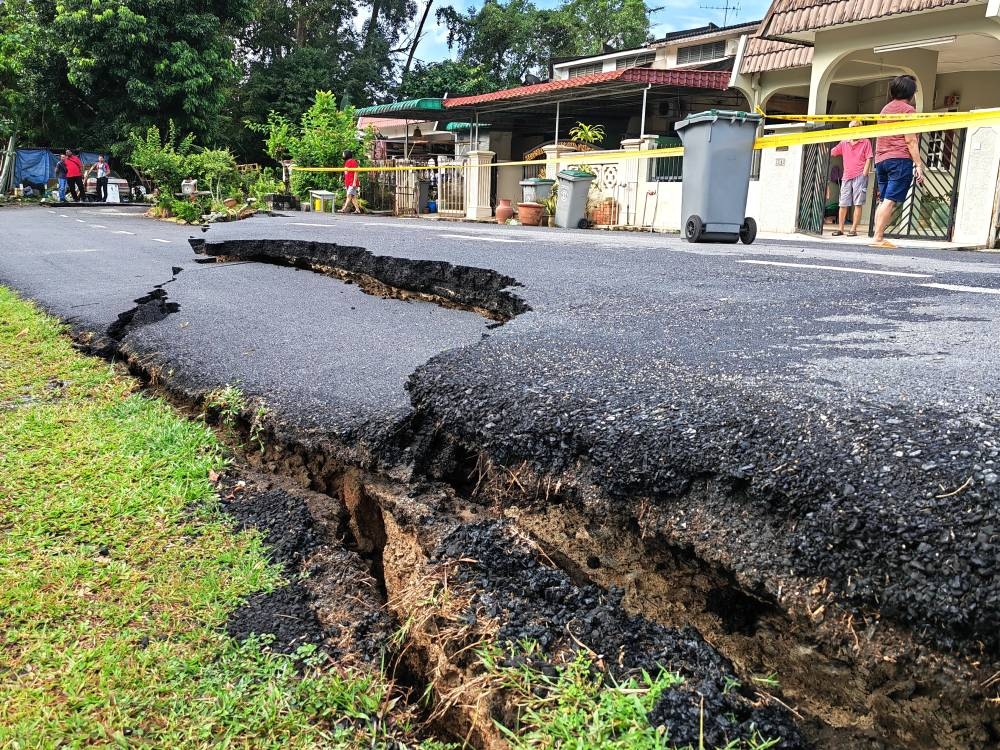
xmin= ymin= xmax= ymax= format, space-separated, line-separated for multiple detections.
xmin=740 ymin=36 xmax=814 ymax=73
xmin=758 ymin=0 xmax=975 ymax=39
xmin=443 ymin=68 xmax=731 ymax=108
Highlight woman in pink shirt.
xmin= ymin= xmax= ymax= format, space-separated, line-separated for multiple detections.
xmin=830 ymin=120 xmax=873 ymax=237
xmin=871 ymin=75 xmax=926 ymax=249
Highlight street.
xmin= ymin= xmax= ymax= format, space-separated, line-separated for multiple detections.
xmin=3 ymin=204 xmax=1000 ymax=745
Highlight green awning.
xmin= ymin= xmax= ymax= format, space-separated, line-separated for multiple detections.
xmin=356 ymin=98 xmax=444 ymax=118
xmin=444 ymin=122 xmax=492 ymax=131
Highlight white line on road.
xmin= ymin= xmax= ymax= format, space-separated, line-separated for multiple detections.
xmin=918 ymin=282 xmax=1000 ymax=295
xmin=75 ymin=219 xmax=86 ymax=223
xmin=439 ymin=233 xmax=526 ymax=244
xmin=111 ymin=230 xmax=135 ymax=235
xmin=59 ymin=214 xmax=69 ymax=218
xmin=47 ymin=210 xmax=56 ymax=214
xmin=289 ymin=222 xmax=335 ymax=227
xmin=151 ymin=238 xmax=171 ymax=244
xmin=88 ymin=224 xmax=107 ymax=228
xmin=736 ymin=259 xmax=932 ymax=279
xmin=66 ymin=248 xmax=102 ymax=253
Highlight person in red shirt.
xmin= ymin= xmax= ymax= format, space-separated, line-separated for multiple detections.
xmin=870 ymin=75 xmax=926 ymax=249
xmin=830 ymin=120 xmax=873 ymax=237
xmin=339 ymin=150 xmax=365 ymax=214
xmin=64 ymin=149 xmax=85 ymax=202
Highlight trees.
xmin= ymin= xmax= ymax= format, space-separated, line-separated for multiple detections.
xmin=397 ymin=61 xmax=499 ymax=99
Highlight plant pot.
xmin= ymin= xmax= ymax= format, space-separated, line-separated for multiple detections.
xmin=517 ymin=202 xmax=544 ymax=226
xmin=496 ymin=198 xmax=514 ymax=223
xmin=547 ymin=214 xmax=555 ymax=227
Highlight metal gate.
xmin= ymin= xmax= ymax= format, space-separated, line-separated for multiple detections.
xmin=870 ymin=129 xmax=965 ymax=241
xmin=796 ymin=142 xmax=831 ymax=235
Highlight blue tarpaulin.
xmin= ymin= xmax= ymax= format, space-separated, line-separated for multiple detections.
xmin=14 ymin=150 xmax=105 ymax=187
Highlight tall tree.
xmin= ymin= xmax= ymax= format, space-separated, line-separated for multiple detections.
xmin=564 ymin=0 xmax=650 ymax=53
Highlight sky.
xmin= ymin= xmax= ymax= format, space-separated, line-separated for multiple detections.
xmin=408 ymin=0 xmax=776 ymax=66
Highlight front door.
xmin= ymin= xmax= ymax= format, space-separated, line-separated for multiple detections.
xmin=796 ymin=142 xmax=831 ymax=235
xmin=870 ymin=129 xmax=966 ymax=241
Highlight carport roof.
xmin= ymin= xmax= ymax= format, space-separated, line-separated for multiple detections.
xmin=356 ymin=68 xmax=735 ymax=129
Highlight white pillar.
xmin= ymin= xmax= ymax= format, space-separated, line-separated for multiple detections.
xmin=542 ymin=143 xmax=573 ymax=180
xmin=465 ymin=150 xmax=495 ymax=220
xmin=619 ymin=138 xmax=643 ymax=227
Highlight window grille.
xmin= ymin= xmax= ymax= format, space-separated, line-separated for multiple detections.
xmin=616 ymin=53 xmax=655 ymax=70
xmin=568 ymin=62 xmax=605 ymax=78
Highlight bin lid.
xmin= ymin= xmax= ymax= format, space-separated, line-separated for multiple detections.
xmin=675 ymin=110 xmax=763 ymax=131
xmin=558 ymin=169 xmax=596 ymax=181
xmin=309 ymin=190 xmax=337 ymax=198
xmin=519 ymin=177 xmax=555 ymax=185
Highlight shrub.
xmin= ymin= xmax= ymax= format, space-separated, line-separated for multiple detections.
xmin=252 ymin=91 xmax=373 ymax=200
xmin=128 ymin=121 xmax=193 ymax=193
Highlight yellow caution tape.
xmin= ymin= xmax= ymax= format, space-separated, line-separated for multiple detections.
xmin=290 ymin=108 xmax=1000 ymax=174
xmin=752 ymin=105 xmax=976 ymax=122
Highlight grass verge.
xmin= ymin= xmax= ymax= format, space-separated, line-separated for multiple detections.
xmin=0 ymin=287 xmax=449 ymax=749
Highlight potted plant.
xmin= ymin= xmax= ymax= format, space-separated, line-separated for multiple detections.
xmin=517 ymin=201 xmax=545 ymax=226
xmin=540 ymin=193 xmax=557 ymax=226
xmin=568 ymin=122 xmax=606 ymax=147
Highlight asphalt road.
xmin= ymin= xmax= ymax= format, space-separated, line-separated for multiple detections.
xmin=2 ymin=203 xmax=1000 ymax=650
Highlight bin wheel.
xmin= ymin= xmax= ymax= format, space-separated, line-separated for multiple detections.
xmin=577 ymin=218 xmax=592 ymax=229
xmin=684 ymin=215 xmax=704 ymax=243
xmin=740 ymin=217 xmax=757 ymax=245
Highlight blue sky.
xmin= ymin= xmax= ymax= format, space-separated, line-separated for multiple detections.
xmin=410 ymin=0 xmax=775 ymax=65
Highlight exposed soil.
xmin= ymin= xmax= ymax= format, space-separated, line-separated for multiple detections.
xmin=64 ymin=237 xmax=1000 ymax=748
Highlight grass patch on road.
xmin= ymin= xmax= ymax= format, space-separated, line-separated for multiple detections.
xmin=0 ymin=287 xmax=445 ymax=748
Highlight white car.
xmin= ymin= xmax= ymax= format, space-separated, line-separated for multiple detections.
xmin=84 ymin=170 xmax=131 ymax=202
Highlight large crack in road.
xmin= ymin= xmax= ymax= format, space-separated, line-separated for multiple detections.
xmin=65 ymin=237 xmax=1000 ymax=748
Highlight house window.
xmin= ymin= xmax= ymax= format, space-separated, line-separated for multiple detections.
xmin=568 ymin=62 xmax=604 ymax=78
xmin=676 ymin=40 xmax=726 ymax=65
xmin=616 ymin=53 xmax=655 ymax=70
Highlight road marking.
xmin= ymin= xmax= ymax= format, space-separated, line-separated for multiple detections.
xmin=75 ymin=219 xmax=86 ymax=223
xmin=736 ymin=259 xmax=932 ymax=279
xmin=47 ymin=210 xmax=56 ymax=214
xmin=59 ymin=214 xmax=69 ymax=217
xmin=366 ymin=222 xmax=442 ymax=231
xmin=111 ymin=230 xmax=135 ymax=235
xmin=439 ymin=233 xmax=526 ymax=244
xmin=918 ymin=282 xmax=1000 ymax=295
xmin=151 ymin=238 xmax=171 ymax=244
xmin=289 ymin=222 xmax=335 ymax=227
xmin=66 ymin=248 xmax=101 ymax=253
xmin=89 ymin=224 xmax=107 ymax=228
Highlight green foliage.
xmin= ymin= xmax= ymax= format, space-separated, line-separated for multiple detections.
xmin=243 ymin=167 xmax=286 ymax=204
xmin=128 ymin=122 xmax=239 ymax=199
xmin=397 ymin=60 xmax=499 ymax=99
xmin=170 ymin=198 xmax=209 ymax=224
xmin=569 ymin=121 xmax=606 ymax=145
xmin=483 ymin=647 xmax=683 ymax=748
xmin=254 ymin=91 xmax=370 ymax=199
xmin=128 ymin=122 xmax=195 ymax=192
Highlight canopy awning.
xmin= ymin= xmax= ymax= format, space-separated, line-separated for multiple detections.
xmin=355 ymin=98 xmax=445 ymax=118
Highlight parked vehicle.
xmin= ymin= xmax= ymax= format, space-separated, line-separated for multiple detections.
xmin=84 ymin=170 xmax=131 ymax=202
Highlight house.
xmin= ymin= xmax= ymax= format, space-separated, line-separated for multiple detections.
xmin=730 ymin=0 xmax=1000 ymax=245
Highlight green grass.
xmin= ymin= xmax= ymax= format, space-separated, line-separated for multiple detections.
xmin=0 ymin=287 xmax=446 ymax=749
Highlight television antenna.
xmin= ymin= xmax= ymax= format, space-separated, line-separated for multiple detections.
xmin=700 ymin=0 xmax=740 ymax=26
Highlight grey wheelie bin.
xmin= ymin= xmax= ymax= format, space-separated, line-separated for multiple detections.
xmin=674 ymin=110 xmax=763 ymax=244
xmin=555 ymin=170 xmax=596 ymax=229
xmin=520 ymin=177 xmax=556 ymax=203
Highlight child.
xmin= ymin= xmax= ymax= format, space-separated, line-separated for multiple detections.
xmin=830 ymin=120 xmax=873 ymax=237
xmin=339 ymin=150 xmax=365 ymax=214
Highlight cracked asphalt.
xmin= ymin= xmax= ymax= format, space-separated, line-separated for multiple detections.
xmin=2 ymin=204 xmax=1000 ymax=653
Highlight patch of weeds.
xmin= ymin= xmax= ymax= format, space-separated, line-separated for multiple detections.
xmin=750 ymin=672 xmax=781 ymax=690
xmin=481 ymin=644 xmax=683 ymax=748
xmin=249 ymin=399 xmax=272 ymax=452
xmin=0 ymin=287 xmax=451 ymax=749
xmin=203 ymin=383 xmax=246 ymax=428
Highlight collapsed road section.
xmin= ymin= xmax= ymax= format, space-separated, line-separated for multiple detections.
xmin=78 ymin=237 xmax=1000 ymax=747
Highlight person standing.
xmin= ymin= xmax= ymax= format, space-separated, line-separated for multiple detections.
xmin=870 ymin=75 xmax=926 ymax=249
xmin=87 ymin=155 xmax=110 ymax=202
xmin=339 ymin=150 xmax=365 ymax=214
xmin=54 ymin=154 xmax=68 ymax=202
xmin=64 ymin=149 xmax=85 ymax=202
xmin=830 ymin=120 xmax=873 ymax=237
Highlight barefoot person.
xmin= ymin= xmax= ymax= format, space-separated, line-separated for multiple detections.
xmin=870 ymin=75 xmax=926 ymax=249
xmin=830 ymin=120 xmax=872 ymax=237
xmin=339 ymin=150 xmax=365 ymax=214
